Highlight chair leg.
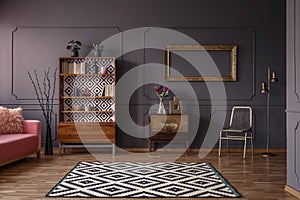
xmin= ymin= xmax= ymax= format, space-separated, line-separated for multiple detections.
xmin=226 ymin=132 xmax=229 ymax=153
xmin=185 ymin=140 xmax=189 ymax=155
xmin=218 ymin=131 xmax=222 ymax=157
xmin=59 ymin=143 xmax=62 ymax=156
xmin=251 ymin=132 xmax=254 ymax=156
xmin=243 ymin=133 xmax=247 ymax=159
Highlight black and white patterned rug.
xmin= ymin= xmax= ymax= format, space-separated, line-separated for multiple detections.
xmin=46 ymin=162 xmax=240 ymax=198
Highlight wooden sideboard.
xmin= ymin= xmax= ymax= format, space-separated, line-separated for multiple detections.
xmin=149 ymin=114 xmax=189 ymax=152
xmin=57 ymin=122 xmax=115 ymax=155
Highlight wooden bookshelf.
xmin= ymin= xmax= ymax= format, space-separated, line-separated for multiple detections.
xmin=57 ymin=57 xmax=116 ymax=155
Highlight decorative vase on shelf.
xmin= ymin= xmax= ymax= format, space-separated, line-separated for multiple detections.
xmin=91 ymin=43 xmax=103 ymax=57
xmin=100 ymin=66 xmax=107 ymax=74
xmin=93 ymin=50 xmax=102 ymax=57
xmin=158 ymin=97 xmax=166 ymax=114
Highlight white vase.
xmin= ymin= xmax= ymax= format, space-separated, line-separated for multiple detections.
xmin=158 ymin=98 xmax=166 ymax=114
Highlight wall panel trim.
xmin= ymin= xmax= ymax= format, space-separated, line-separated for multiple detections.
xmin=142 ymin=27 xmax=256 ymax=101
xmin=293 ymin=0 xmax=300 ymax=102
xmin=11 ymin=26 xmax=122 ymax=100
xmin=292 ymin=121 xmax=300 ymax=183
xmin=286 ymin=110 xmax=300 ymax=113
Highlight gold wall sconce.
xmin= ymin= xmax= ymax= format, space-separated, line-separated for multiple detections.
xmin=260 ymin=66 xmax=278 ymax=157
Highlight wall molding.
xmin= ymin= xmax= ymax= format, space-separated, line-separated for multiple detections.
xmin=11 ymin=26 xmax=122 ymax=100
xmin=286 ymin=110 xmax=300 ymax=113
xmin=142 ymin=27 xmax=256 ymax=102
xmin=292 ymin=121 xmax=300 ymax=183
xmin=292 ymin=0 xmax=300 ymax=102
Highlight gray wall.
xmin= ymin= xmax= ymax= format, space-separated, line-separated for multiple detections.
xmin=0 ymin=0 xmax=286 ymax=149
xmin=286 ymin=0 xmax=300 ymax=193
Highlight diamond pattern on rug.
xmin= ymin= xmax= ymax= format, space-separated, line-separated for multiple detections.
xmin=46 ymin=162 xmax=240 ymax=198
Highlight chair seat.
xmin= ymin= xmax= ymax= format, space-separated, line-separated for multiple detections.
xmin=220 ymin=135 xmax=252 ymax=140
xmin=222 ymin=128 xmax=252 ymax=132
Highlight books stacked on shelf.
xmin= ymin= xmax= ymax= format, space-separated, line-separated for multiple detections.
xmin=104 ymin=85 xmax=115 ymax=96
xmin=61 ymin=61 xmax=85 ymax=74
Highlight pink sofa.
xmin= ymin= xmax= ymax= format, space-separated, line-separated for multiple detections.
xmin=0 ymin=120 xmax=41 ymax=166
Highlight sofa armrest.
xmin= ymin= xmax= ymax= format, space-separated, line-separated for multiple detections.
xmin=23 ymin=120 xmax=41 ymax=150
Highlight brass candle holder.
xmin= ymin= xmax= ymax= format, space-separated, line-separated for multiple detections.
xmin=260 ymin=66 xmax=278 ymax=157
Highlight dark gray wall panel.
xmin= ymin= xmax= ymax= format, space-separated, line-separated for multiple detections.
xmin=287 ymin=0 xmax=300 ymax=193
xmin=144 ymin=27 xmax=255 ymax=101
xmin=287 ymin=113 xmax=300 ymax=191
xmin=12 ymin=27 xmax=121 ymax=100
xmin=0 ymin=0 xmax=286 ymax=150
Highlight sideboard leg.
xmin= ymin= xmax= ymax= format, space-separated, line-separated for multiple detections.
xmin=148 ymin=139 xmax=152 ymax=152
xmin=112 ymin=143 xmax=116 ymax=156
xmin=59 ymin=143 xmax=62 ymax=156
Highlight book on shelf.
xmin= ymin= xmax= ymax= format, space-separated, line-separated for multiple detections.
xmin=104 ymin=85 xmax=115 ymax=97
xmin=61 ymin=61 xmax=85 ymax=74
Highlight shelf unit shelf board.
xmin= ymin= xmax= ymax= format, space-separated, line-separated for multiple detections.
xmin=61 ymin=96 xmax=115 ymax=99
xmin=59 ymin=73 xmax=115 ymax=77
xmin=61 ymin=110 xmax=115 ymax=113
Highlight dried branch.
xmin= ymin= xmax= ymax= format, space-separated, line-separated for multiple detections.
xmin=50 ymin=68 xmax=58 ymax=125
xmin=43 ymin=69 xmax=50 ymax=125
xmin=28 ymin=67 xmax=57 ymax=127
xmin=34 ymin=70 xmax=45 ymax=107
xmin=28 ymin=72 xmax=46 ymax=124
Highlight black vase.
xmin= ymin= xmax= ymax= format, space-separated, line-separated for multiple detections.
xmin=45 ymin=123 xmax=53 ymax=155
xmin=71 ymin=50 xmax=79 ymax=57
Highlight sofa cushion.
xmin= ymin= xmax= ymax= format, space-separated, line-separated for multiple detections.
xmin=0 ymin=106 xmax=24 ymax=134
xmin=0 ymin=134 xmax=38 ymax=164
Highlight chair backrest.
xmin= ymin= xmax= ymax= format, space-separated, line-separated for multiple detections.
xmin=229 ymin=106 xmax=252 ymax=130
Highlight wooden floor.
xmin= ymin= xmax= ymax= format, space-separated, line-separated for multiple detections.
xmin=0 ymin=149 xmax=297 ymax=200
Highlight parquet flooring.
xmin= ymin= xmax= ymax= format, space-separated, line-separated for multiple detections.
xmin=0 ymin=149 xmax=297 ymax=200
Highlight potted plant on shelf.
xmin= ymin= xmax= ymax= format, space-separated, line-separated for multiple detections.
xmin=91 ymin=43 xmax=103 ymax=56
xmin=66 ymin=40 xmax=82 ymax=57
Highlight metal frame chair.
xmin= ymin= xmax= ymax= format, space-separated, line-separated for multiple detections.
xmin=218 ymin=106 xmax=253 ymax=159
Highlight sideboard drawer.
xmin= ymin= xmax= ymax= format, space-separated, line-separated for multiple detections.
xmin=149 ymin=114 xmax=188 ymax=133
xmin=58 ymin=122 xmax=115 ymax=143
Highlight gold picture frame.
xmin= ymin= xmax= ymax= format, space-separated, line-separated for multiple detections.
xmin=164 ymin=45 xmax=237 ymax=81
